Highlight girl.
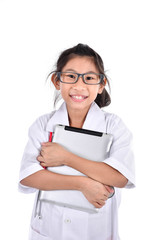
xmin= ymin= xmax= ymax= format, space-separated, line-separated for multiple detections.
xmin=19 ymin=43 xmax=135 ymax=240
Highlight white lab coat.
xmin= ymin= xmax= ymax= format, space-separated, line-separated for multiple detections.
xmin=19 ymin=102 xmax=135 ymax=240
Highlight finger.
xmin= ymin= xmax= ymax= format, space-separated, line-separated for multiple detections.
xmin=41 ymin=146 xmax=48 ymax=154
xmin=98 ymin=199 xmax=106 ymax=206
xmin=40 ymin=162 xmax=47 ymax=167
xmin=40 ymin=149 xmax=44 ymax=155
xmin=104 ymin=186 xmax=115 ymax=198
xmin=41 ymin=145 xmax=49 ymax=155
xmin=41 ymin=142 xmax=53 ymax=147
xmin=93 ymin=201 xmax=105 ymax=208
xmin=40 ymin=148 xmax=46 ymax=156
xmin=93 ymin=202 xmax=102 ymax=208
xmin=104 ymin=185 xmax=114 ymax=193
xmin=102 ymin=195 xmax=108 ymax=201
xmin=104 ymin=193 xmax=113 ymax=199
xmin=37 ymin=155 xmax=45 ymax=163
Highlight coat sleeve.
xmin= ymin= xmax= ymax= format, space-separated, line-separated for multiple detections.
xmin=103 ymin=115 xmax=135 ymax=189
xmin=18 ymin=116 xmax=49 ymax=193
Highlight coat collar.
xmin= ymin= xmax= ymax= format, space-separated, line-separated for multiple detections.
xmin=46 ymin=102 xmax=106 ymax=133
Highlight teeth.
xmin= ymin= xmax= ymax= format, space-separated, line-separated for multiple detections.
xmin=72 ymin=96 xmax=85 ymax=99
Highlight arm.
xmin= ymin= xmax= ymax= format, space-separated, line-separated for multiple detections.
xmin=20 ymin=169 xmax=84 ymax=191
xmin=64 ymin=152 xmax=128 ymax=188
xmin=20 ymin=169 xmax=113 ymax=208
xmin=38 ymin=142 xmax=128 ymax=188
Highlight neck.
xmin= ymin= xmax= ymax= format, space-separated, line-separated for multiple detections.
xmin=67 ymin=106 xmax=90 ymax=128
xmin=69 ymin=118 xmax=85 ymax=128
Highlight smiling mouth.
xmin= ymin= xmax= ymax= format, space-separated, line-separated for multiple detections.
xmin=70 ymin=95 xmax=88 ymax=102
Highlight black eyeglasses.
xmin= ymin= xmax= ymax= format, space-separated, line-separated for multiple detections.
xmin=55 ymin=72 xmax=104 ymax=85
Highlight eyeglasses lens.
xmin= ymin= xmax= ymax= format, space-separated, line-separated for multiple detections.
xmin=60 ymin=72 xmax=101 ymax=85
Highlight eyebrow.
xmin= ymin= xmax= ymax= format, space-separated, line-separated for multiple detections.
xmin=63 ymin=68 xmax=76 ymax=72
xmin=63 ymin=69 xmax=98 ymax=74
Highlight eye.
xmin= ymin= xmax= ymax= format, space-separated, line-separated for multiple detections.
xmin=85 ymin=74 xmax=97 ymax=81
xmin=67 ymin=74 xmax=76 ymax=79
xmin=84 ymin=73 xmax=100 ymax=84
xmin=86 ymin=76 xmax=94 ymax=80
xmin=61 ymin=72 xmax=77 ymax=83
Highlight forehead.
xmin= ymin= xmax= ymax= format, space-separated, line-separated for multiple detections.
xmin=62 ymin=56 xmax=99 ymax=73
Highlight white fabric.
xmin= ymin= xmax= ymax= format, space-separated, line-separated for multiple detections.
xmin=19 ymin=102 xmax=135 ymax=240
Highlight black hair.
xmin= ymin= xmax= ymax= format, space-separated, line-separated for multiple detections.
xmin=50 ymin=43 xmax=111 ymax=108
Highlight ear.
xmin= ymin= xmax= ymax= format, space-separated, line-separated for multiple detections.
xmin=98 ymin=78 xmax=107 ymax=94
xmin=51 ymin=73 xmax=60 ymax=90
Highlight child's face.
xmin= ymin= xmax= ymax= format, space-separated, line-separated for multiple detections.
xmin=53 ymin=56 xmax=106 ymax=114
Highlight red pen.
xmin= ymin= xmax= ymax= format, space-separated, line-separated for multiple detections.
xmin=43 ymin=132 xmax=53 ymax=169
xmin=49 ymin=132 xmax=53 ymax=142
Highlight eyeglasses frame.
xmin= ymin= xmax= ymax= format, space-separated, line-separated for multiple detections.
xmin=53 ymin=71 xmax=105 ymax=85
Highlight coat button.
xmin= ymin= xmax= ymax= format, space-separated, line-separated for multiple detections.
xmin=64 ymin=218 xmax=71 ymax=224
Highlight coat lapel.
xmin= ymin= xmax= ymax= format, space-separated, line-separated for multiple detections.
xmin=82 ymin=102 xmax=107 ymax=133
xmin=46 ymin=102 xmax=70 ymax=132
xmin=46 ymin=102 xmax=107 ymax=133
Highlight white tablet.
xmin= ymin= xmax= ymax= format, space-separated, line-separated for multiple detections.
xmin=39 ymin=125 xmax=113 ymax=213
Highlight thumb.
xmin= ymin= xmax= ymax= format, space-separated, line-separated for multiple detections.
xmin=41 ymin=142 xmax=52 ymax=146
xmin=105 ymin=185 xmax=114 ymax=193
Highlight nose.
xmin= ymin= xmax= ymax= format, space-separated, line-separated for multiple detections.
xmin=73 ymin=75 xmax=86 ymax=89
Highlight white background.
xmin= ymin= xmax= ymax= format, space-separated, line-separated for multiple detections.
xmin=0 ymin=0 xmax=160 ymax=239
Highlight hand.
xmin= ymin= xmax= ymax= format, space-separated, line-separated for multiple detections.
xmin=37 ymin=142 xmax=69 ymax=168
xmin=81 ymin=178 xmax=114 ymax=208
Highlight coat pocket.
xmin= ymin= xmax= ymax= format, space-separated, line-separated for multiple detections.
xmin=29 ymin=227 xmax=51 ymax=240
